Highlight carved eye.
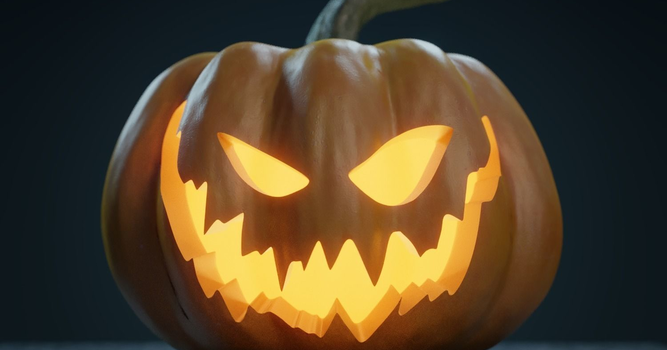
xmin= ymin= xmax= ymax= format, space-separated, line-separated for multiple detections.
xmin=349 ymin=125 xmax=453 ymax=206
xmin=218 ymin=133 xmax=309 ymax=197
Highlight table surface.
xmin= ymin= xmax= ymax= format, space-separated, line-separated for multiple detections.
xmin=0 ymin=343 xmax=665 ymax=350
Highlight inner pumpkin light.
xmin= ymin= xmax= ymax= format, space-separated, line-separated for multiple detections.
xmin=218 ymin=132 xmax=309 ymax=197
xmin=160 ymin=102 xmax=501 ymax=342
xmin=349 ymin=125 xmax=453 ymax=206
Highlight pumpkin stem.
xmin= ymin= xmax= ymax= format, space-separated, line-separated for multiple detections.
xmin=305 ymin=0 xmax=449 ymax=44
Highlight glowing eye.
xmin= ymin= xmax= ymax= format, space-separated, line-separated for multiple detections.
xmin=349 ymin=125 xmax=453 ymax=206
xmin=218 ymin=133 xmax=309 ymax=197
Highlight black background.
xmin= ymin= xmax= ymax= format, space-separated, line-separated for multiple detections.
xmin=1 ymin=0 xmax=665 ymax=344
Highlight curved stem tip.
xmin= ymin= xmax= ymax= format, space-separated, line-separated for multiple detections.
xmin=305 ymin=0 xmax=449 ymax=44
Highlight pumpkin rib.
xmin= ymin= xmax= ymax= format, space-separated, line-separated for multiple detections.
xmin=448 ymin=55 xmax=519 ymax=350
xmin=155 ymin=192 xmax=191 ymax=322
xmin=102 ymin=52 xmax=216 ymax=349
xmin=448 ymin=53 xmax=483 ymax=118
xmin=375 ymin=45 xmax=399 ymax=138
xmin=440 ymin=63 xmax=518 ymax=350
xmin=448 ymin=53 xmax=562 ymax=350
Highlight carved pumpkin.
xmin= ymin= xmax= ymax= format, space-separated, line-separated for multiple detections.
xmin=102 ymin=1 xmax=561 ymax=349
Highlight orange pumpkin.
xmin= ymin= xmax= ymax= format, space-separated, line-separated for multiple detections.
xmin=102 ymin=1 xmax=561 ymax=349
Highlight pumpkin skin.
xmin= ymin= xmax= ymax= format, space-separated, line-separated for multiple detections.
xmin=102 ymin=39 xmax=562 ymax=350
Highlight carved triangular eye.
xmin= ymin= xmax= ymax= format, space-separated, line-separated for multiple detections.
xmin=349 ymin=125 xmax=453 ymax=206
xmin=218 ymin=133 xmax=309 ymax=197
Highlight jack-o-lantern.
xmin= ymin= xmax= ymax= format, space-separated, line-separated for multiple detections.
xmin=102 ymin=0 xmax=562 ymax=349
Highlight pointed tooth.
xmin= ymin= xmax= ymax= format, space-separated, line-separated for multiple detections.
xmin=438 ymin=214 xmax=460 ymax=249
xmin=283 ymin=260 xmax=304 ymax=290
xmin=332 ymin=240 xmax=376 ymax=323
xmin=259 ymin=248 xmax=280 ymax=297
xmin=377 ymin=232 xmax=420 ymax=294
xmin=305 ymin=242 xmax=329 ymax=272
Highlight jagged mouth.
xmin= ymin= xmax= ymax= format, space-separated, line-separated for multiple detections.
xmin=160 ymin=102 xmax=501 ymax=343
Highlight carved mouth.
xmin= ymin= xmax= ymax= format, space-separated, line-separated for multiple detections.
xmin=160 ymin=102 xmax=501 ymax=342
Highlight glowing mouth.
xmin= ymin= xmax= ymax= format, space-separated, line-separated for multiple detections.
xmin=160 ymin=102 xmax=501 ymax=342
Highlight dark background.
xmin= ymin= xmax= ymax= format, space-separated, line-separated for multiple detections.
xmin=1 ymin=0 xmax=665 ymax=344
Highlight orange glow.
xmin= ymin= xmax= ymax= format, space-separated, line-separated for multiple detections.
xmin=160 ymin=102 xmax=501 ymax=342
xmin=218 ymin=132 xmax=309 ymax=197
xmin=349 ymin=125 xmax=453 ymax=206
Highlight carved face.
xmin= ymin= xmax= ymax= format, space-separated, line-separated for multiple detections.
xmin=103 ymin=39 xmax=561 ymax=350
xmin=160 ymin=98 xmax=500 ymax=341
